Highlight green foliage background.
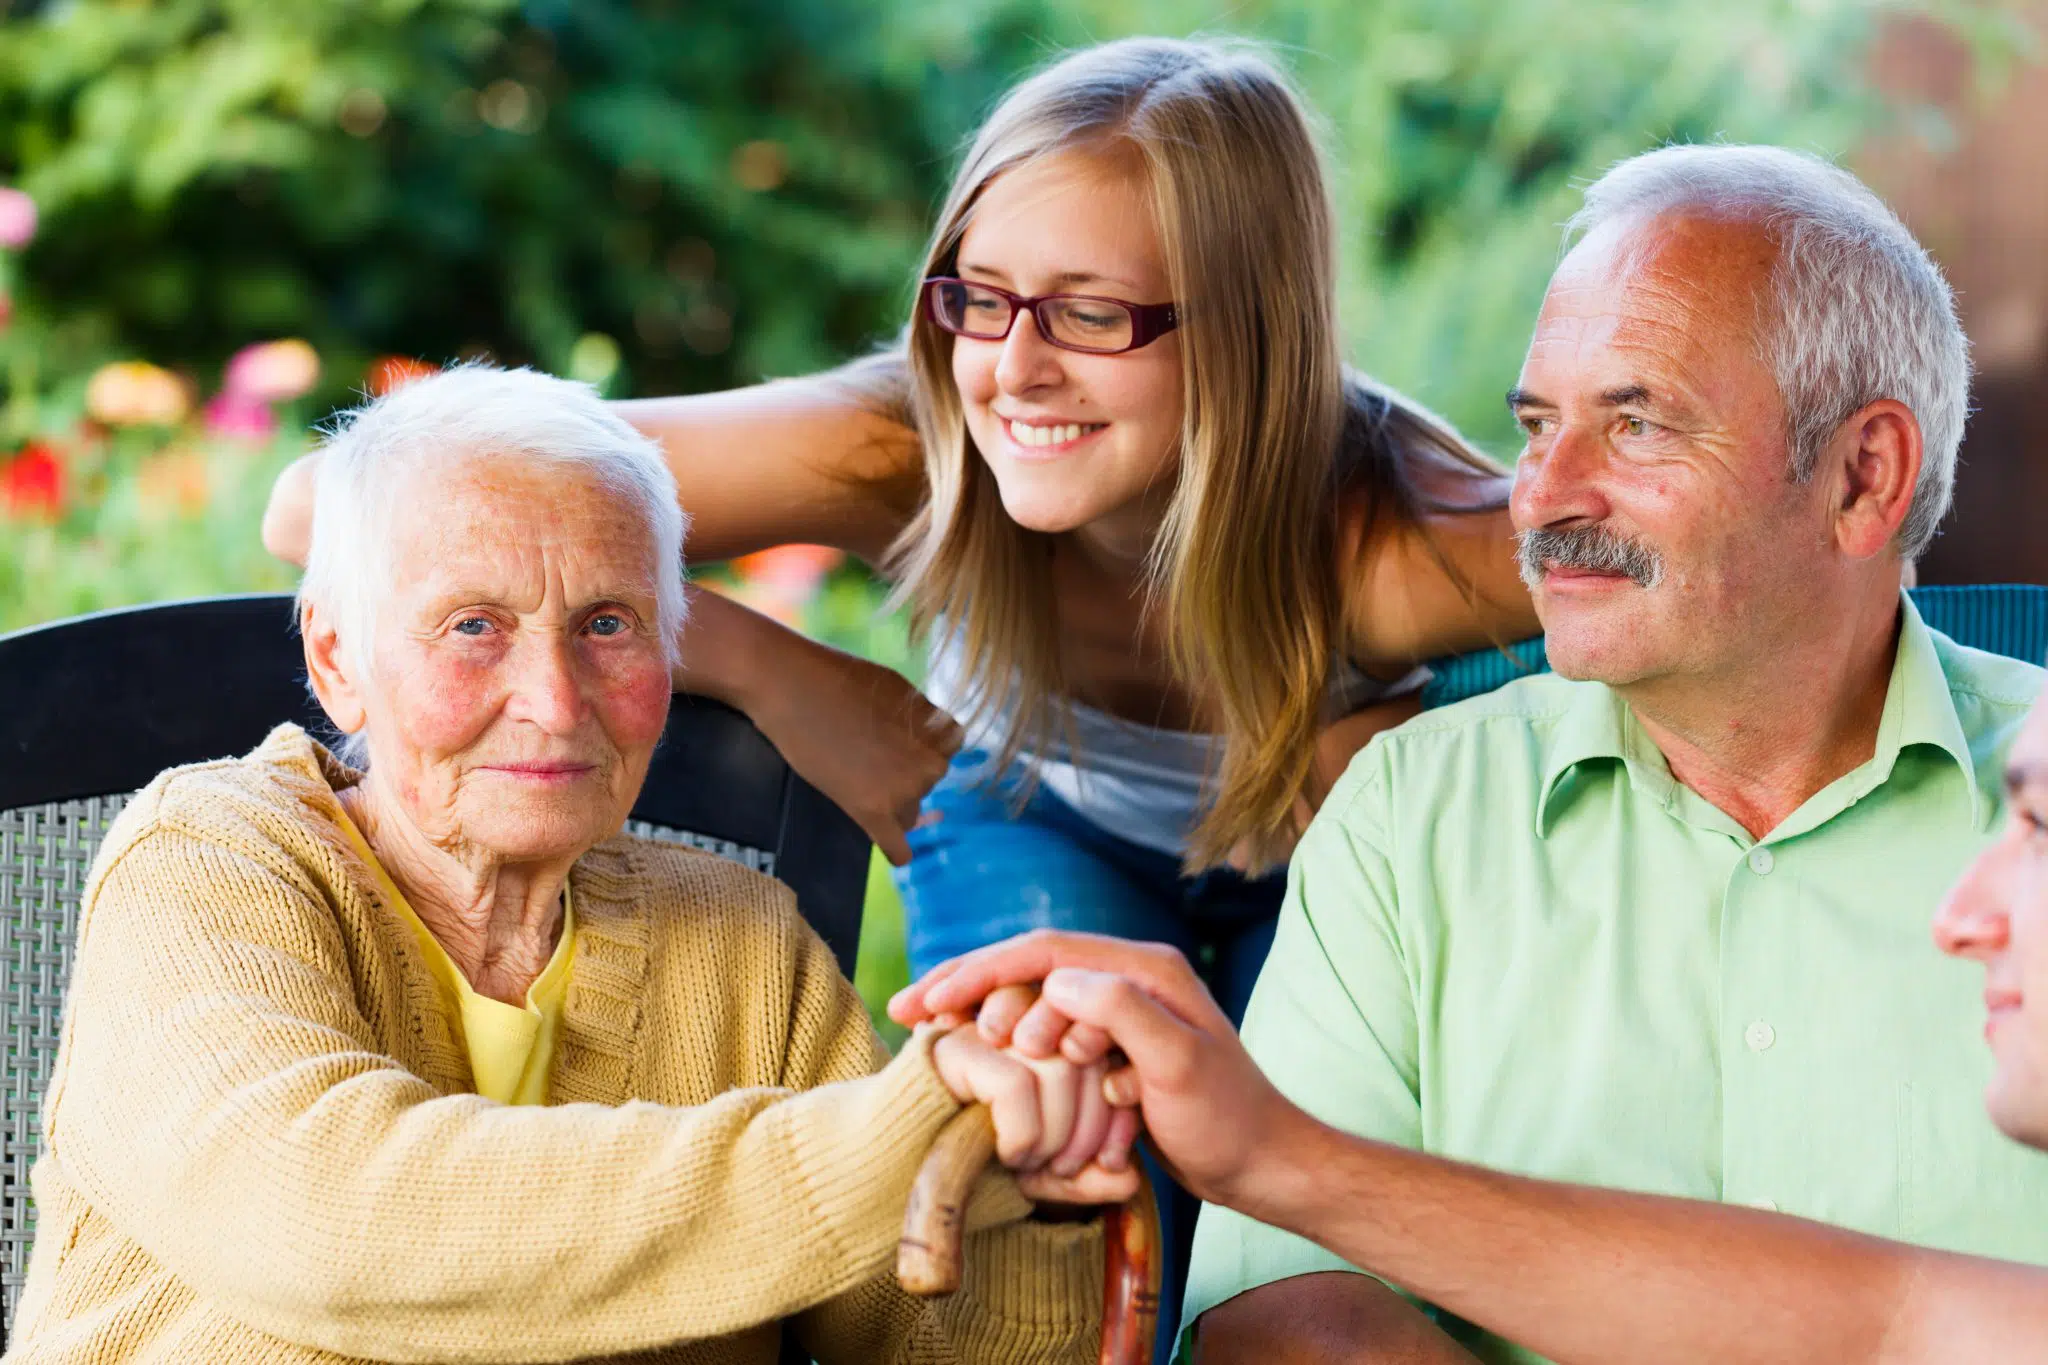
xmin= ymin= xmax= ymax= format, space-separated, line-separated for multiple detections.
xmin=2 ymin=0 xmax=2019 ymax=451
xmin=0 ymin=0 xmax=2023 ymax=1024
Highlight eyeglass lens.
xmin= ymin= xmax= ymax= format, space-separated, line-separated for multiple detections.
xmin=930 ymin=280 xmax=1134 ymax=353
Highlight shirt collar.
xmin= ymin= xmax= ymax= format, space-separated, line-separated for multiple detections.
xmin=1855 ymin=590 xmax=1984 ymax=830
xmin=1535 ymin=681 xmax=1668 ymax=839
xmin=1536 ymin=592 xmax=1982 ymax=839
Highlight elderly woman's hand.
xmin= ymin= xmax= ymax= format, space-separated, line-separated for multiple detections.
xmin=928 ymin=1020 xmax=1142 ymax=1208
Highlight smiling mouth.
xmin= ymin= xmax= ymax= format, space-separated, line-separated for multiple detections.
xmin=481 ymin=763 xmax=597 ymax=780
xmin=1985 ymin=991 xmax=2024 ymax=1040
xmin=1004 ymin=418 xmax=1107 ymax=450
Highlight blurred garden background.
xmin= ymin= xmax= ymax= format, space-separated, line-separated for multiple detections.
xmin=4 ymin=0 xmax=2046 ymax=1030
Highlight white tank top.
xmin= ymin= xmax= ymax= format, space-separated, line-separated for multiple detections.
xmin=923 ymin=630 xmax=1427 ymax=857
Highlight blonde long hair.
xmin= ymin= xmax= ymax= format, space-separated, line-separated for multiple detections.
xmin=852 ymin=37 xmax=1499 ymax=871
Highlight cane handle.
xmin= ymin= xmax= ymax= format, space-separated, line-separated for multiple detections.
xmin=897 ymin=1105 xmax=998 ymax=1295
xmin=896 ymin=1103 xmax=1163 ymax=1365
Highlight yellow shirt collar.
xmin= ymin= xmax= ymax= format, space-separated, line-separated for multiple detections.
xmin=333 ymin=800 xmax=576 ymax=1105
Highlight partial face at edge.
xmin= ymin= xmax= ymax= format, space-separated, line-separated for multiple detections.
xmin=948 ymin=148 xmax=1185 ymax=540
xmin=336 ymin=459 xmax=674 ymax=865
xmin=1936 ymin=698 xmax=2048 ymax=1151
xmin=1507 ymin=214 xmax=1837 ymax=687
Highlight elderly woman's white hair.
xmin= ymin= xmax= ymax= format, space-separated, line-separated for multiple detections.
xmin=1568 ymin=144 xmax=1968 ymax=559
xmin=298 ymin=364 xmax=688 ymax=756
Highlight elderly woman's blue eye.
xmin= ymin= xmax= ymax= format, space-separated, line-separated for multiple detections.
xmin=454 ymin=617 xmax=491 ymax=636
xmin=588 ymin=614 xmax=627 ymax=636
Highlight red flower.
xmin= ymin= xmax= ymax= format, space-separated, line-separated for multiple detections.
xmin=2 ymin=443 xmax=63 ymax=519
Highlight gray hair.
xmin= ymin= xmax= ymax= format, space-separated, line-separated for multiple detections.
xmin=299 ymin=364 xmax=687 ymax=763
xmin=1567 ymin=144 xmax=1968 ymax=558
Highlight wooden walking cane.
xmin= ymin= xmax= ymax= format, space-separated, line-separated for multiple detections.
xmin=898 ymin=1104 xmax=1163 ymax=1365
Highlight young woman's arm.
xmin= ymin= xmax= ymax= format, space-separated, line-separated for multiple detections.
xmin=611 ymin=374 xmax=922 ymax=564
xmin=677 ymin=585 xmax=960 ymax=865
xmin=263 ymin=374 xmax=955 ymax=863
xmin=1340 ymin=470 xmax=1540 ymax=670
xmin=262 ymin=375 xmax=923 ymax=568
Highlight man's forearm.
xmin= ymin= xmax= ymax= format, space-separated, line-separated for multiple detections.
xmin=1245 ymin=1109 xmax=1959 ymax=1365
xmin=891 ymin=934 xmax=2048 ymax=1363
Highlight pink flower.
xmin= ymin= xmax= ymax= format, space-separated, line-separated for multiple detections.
xmin=0 ymin=189 xmax=35 ymax=250
xmin=2 ymin=444 xmax=63 ymax=519
xmin=223 ymin=339 xmax=319 ymax=404
xmin=204 ymin=392 xmax=278 ymax=442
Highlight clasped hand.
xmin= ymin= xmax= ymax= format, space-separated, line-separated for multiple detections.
xmin=896 ymin=931 xmax=1302 ymax=1216
xmin=924 ymin=984 xmax=1144 ymax=1208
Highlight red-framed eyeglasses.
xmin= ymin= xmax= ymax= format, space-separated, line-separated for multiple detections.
xmin=921 ymin=276 xmax=1180 ymax=355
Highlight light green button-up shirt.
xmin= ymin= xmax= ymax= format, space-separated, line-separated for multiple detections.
xmin=1184 ymin=597 xmax=2048 ymax=1364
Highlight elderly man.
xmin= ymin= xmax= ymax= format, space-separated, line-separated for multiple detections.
xmin=955 ymin=142 xmax=2037 ymax=1363
xmin=882 ymin=673 xmax=2048 ymax=1359
xmin=11 ymin=365 xmax=1132 ymax=1364
xmin=1164 ymin=144 xmax=2048 ymax=1360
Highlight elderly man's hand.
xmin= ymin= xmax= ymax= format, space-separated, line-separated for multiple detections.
xmin=927 ymin=1014 xmax=1142 ymax=1208
xmin=898 ymin=932 xmax=1304 ymax=1214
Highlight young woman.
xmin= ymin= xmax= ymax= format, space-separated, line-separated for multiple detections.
xmin=267 ymin=35 xmax=1533 ymax=1019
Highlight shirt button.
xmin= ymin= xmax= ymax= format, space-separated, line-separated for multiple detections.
xmin=1744 ymin=1020 xmax=1776 ymax=1052
xmin=1746 ymin=846 xmax=1775 ymax=876
xmin=1745 ymin=1197 xmax=1779 ymax=1213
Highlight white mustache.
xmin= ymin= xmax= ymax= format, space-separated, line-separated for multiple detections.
xmin=1516 ymin=526 xmax=1665 ymax=589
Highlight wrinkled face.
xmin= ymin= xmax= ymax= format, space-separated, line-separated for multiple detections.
xmin=1508 ymin=214 xmax=1832 ymax=687
xmin=345 ymin=460 xmax=673 ymax=864
xmin=949 ymin=148 xmax=1185 ymax=540
xmin=1935 ymin=700 xmax=2048 ymax=1151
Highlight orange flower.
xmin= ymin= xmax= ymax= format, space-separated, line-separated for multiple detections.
xmin=85 ymin=362 xmax=191 ymax=427
xmin=725 ymin=544 xmax=846 ymax=626
xmin=730 ymin=543 xmax=845 ymax=590
xmin=368 ymin=355 xmax=437 ymax=395
xmin=136 ymin=448 xmax=212 ymax=519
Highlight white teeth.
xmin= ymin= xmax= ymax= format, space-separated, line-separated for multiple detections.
xmin=1006 ymin=420 xmax=1099 ymax=448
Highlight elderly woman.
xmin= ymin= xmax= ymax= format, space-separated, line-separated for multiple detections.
xmin=10 ymin=366 xmax=1129 ymax=1364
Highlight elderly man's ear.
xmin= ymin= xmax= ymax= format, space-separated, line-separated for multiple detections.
xmin=301 ymin=601 xmax=369 ymax=740
xmin=1828 ymin=397 xmax=1924 ymax=561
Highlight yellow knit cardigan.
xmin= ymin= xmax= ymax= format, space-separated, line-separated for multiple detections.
xmin=8 ymin=726 xmax=1101 ymax=1364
